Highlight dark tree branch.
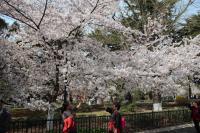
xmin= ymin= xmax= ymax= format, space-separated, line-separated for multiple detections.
xmin=2 ymin=0 xmax=38 ymax=30
xmin=124 ymin=0 xmax=131 ymax=8
xmin=90 ymin=0 xmax=100 ymax=14
xmin=68 ymin=25 xmax=81 ymax=37
xmin=5 ymin=12 xmax=38 ymax=31
xmin=173 ymin=0 xmax=193 ymax=24
xmin=67 ymin=0 xmax=99 ymax=38
xmin=37 ymin=0 xmax=48 ymax=28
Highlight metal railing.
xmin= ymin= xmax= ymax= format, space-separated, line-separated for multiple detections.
xmin=9 ymin=109 xmax=191 ymax=133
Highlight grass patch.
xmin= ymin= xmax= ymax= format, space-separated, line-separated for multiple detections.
xmin=77 ymin=110 xmax=110 ymax=116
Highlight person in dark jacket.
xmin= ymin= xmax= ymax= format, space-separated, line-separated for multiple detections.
xmin=111 ymin=102 xmax=122 ymax=133
xmin=188 ymin=101 xmax=200 ymax=133
xmin=0 ymin=100 xmax=11 ymax=133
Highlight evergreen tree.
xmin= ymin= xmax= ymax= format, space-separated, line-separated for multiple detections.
xmin=121 ymin=0 xmax=191 ymax=33
xmin=178 ymin=13 xmax=200 ymax=38
xmin=0 ymin=17 xmax=8 ymax=36
xmin=0 ymin=17 xmax=7 ymax=30
xmin=90 ymin=0 xmax=193 ymax=48
xmin=89 ymin=29 xmax=127 ymax=51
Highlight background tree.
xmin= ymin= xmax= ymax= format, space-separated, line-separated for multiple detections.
xmin=178 ymin=13 xmax=200 ymax=38
xmin=89 ymin=29 xmax=128 ymax=51
xmin=121 ymin=0 xmax=193 ymax=33
xmin=90 ymin=0 xmax=194 ymax=49
xmin=0 ymin=17 xmax=7 ymax=30
xmin=0 ymin=17 xmax=8 ymax=37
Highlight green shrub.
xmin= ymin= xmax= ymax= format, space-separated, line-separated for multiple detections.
xmin=11 ymin=108 xmax=46 ymax=118
xmin=162 ymin=96 xmax=175 ymax=102
xmin=121 ymin=102 xmax=135 ymax=112
xmin=78 ymin=103 xmax=92 ymax=112
xmin=132 ymin=90 xmax=145 ymax=101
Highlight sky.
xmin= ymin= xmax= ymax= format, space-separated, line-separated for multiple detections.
xmin=0 ymin=15 xmax=15 ymax=25
xmin=178 ymin=0 xmax=200 ymax=21
xmin=0 ymin=0 xmax=200 ymax=25
xmin=187 ymin=0 xmax=200 ymax=15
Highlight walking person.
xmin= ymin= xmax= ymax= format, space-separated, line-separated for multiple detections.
xmin=188 ymin=101 xmax=200 ymax=133
xmin=107 ymin=102 xmax=122 ymax=133
xmin=61 ymin=101 xmax=82 ymax=133
xmin=0 ymin=99 xmax=11 ymax=133
xmin=106 ymin=107 xmax=114 ymax=133
xmin=62 ymin=102 xmax=77 ymax=133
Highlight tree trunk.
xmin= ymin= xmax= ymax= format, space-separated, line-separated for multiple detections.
xmin=47 ymin=104 xmax=54 ymax=131
xmin=153 ymin=90 xmax=162 ymax=111
xmin=52 ymin=64 xmax=60 ymax=102
xmin=188 ymin=76 xmax=192 ymax=99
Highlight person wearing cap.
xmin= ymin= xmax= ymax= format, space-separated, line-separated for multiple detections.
xmin=61 ymin=101 xmax=81 ymax=121
xmin=61 ymin=101 xmax=82 ymax=133
xmin=0 ymin=100 xmax=11 ymax=133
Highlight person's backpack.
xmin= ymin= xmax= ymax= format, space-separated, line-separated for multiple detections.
xmin=113 ymin=111 xmax=126 ymax=129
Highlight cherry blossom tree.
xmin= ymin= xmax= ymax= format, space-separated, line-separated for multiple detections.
xmin=98 ymin=17 xmax=200 ymax=110
xmin=0 ymin=0 xmax=126 ymax=41
xmin=0 ymin=39 xmax=29 ymax=102
xmin=0 ymin=0 xmax=126 ymax=109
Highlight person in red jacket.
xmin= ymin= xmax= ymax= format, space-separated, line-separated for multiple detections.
xmin=106 ymin=107 xmax=114 ymax=133
xmin=188 ymin=101 xmax=200 ymax=133
xmin=63 ymin=113 xmax=76 ymax=133
xmin=62 ymin=102 xmax=77 ymax=133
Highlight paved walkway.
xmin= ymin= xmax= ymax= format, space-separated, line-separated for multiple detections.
xmin=159 ymin=127 xmax=196 ymax=133
xmin=138 ymin=124 xmax=197 ymax=133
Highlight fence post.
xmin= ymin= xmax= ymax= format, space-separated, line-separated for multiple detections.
xmin=167 ymin=110 xmax=170 ymax=126
xmin=89 ymin=116 xmax=91 ymax=133
xmin=10 ymin=109 xmax=192 ymax=133
xmin=152 ymin=111 xmax=154 ymax=127
xmin=26 ymin=120 xmax=29 ymax=133
xmin=59 ymin=119 xmax=62 ymax=133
